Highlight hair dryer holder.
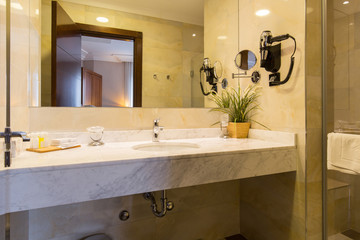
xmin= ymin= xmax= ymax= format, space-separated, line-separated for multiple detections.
xmin=261 ymin=43 xmax=283 ymax=85
xmin=260 ymin=31 xmax=296 ymax=87
xmin=262 ymin=44 xmax=281 ymax=73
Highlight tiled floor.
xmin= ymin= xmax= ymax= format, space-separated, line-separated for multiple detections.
xmin=329 ymin=233 xmax=352 ymax=240
xmin=329 ymin=230 xmax=360 ymax=240
xmin=342 ymin=230 xmax=360 ymax=240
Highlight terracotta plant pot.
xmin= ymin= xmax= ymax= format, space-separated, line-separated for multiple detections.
xmin=227 ymin=122 xmax=251 ymax=138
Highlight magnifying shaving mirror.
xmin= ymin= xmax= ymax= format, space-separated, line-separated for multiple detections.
xmin=233 ymin=50 xmax=260 ymax=83
xmin=213 ymin=61 xmax=223 ymax=79
xmin=235 ymin=50 xmax=257 ymax=70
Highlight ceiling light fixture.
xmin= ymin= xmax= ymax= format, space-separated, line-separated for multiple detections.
xmin=192 ymin=33 xmax=196 ymax=37
xmin=343 ymin=1 xmax=350 ymax=4
xmin=255 ymin=9 xmax=270 ymax=16
xmin=96 ymin=17 xmax=109 ymax=23
xmin=217 ymin=36 xmax=228 ymax=40
xmin=0 ymin=0 xmax=23 ymax=10
xmin=12 ymin=2 xmax=22 ymax=10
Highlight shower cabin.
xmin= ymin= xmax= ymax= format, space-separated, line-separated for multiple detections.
xmin=324 ymin=0 xmax=360 ymax=239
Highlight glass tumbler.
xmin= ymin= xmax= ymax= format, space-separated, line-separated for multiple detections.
xmin=87 ymin=126 xmax=105 ymax=146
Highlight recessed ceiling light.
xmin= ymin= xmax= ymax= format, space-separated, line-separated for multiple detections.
xmin=12 ymin=3 xmax=23 ymax=10
xmin=343 ymin=1 xmax=350 ymax=4
xmin=0 ymin=0 xmax=22 ymax=10
xmin=217 ymin=36 xmax=228 ymax=40
xmin=192 ymin=33 xmax=196 ymax=37
xmin=35 ymin=9 xmax=39 ymax=15
xmin=96 ymin=17 xmax=109 ymax=23
xmin=256 ymin=9 xmax=270 ymax=16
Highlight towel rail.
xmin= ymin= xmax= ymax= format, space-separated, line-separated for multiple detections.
xmin=334 ymin=130 xmax=360 ymax=135
xmin=335 ymin=120 xmax=360 ymax=135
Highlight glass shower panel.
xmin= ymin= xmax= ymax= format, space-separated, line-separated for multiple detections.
xmin=0 ymin=0 xmax=6 ymax=237
xmin=326 ymin=0 xmax=360 ymax=239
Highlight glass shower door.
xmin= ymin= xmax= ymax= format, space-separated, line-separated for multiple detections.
xmin=325 ymin=0 xmax=360 ymax=239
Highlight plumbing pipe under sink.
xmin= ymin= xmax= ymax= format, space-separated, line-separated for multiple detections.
xmin=143 ymin=190 xmax=174 ymax=217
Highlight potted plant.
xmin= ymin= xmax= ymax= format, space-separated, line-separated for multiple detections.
xmin=210 ymin=84 xmax=263 ymax=138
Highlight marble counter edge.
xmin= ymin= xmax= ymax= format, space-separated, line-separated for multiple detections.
xmin=2 ymin=144 xmax=296 ymax=175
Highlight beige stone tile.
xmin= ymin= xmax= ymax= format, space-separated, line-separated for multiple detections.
xmin=306 ymin=128 xmax=323 ymax=183
xmin=306 ymin=181 xmax=323 ymax=239
xmin=306 ymin=76 xmax=323 ymax=129
xmin=240 ymin=172 xmax=305 ymax=240
xmin=155 ymin=202 xmax=239 ymax=240
xmin=334 ymin=88 xmax=349 ymax=110
xmin=167 ymin=180 xmax=240 ymax=214
xmin=29 ymin=107 xmax=220 ymax=131
xmin=0 ymin=214 xmax=4 ymax=240
xmin=10 ymin=211 xmax=29 ymax=240
xmin=327 ymin=186 xmax=350 ymax=236
xmin=11 ymin=106 xmax=30 ymax=131
xmin=306 ymin=0 xmax=323 ymax=238
xmin=18 ymin=181 xmax=240 ymax=240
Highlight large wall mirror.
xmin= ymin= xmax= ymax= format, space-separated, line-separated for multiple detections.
xmin=35 ymin=0 xmax=205 ymax=108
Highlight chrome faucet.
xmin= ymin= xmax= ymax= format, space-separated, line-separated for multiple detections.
xmin=153 ymin=119 xmax=164 ymax=142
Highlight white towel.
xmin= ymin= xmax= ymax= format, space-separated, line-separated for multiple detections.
xmin=51 ymin=138 xmax=77 ymax=147
xmin=328 ymin=132 xmax=360 ymax=174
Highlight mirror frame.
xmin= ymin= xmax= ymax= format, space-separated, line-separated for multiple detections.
xmin=78 ymin=24 xmax=143 ymax=107
xmin=50 ymin=10 xmax=143 ymax=107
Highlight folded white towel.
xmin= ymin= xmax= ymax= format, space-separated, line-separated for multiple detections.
xmin=51 ymin=138 xmax=77 ymax=147
xmin=328 ymin=132 xmax=360 ymax=174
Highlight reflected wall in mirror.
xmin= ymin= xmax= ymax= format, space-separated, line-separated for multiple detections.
xmin=37 ymin=0 xmax=205 ymax=108
xmin=235 ymin=50 xmax=257 ymax=71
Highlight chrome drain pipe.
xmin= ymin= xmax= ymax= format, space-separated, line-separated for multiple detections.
xmin=143 ymin=190 xmax=174 ymax=217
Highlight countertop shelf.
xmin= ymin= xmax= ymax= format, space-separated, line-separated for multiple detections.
xmin=0 ymin=129 xmax=297 ymax=214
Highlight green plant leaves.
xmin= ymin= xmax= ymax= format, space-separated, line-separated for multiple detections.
xmin=209 ymin=84 xmax=262 ymax=123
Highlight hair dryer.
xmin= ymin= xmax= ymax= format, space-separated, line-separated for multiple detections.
xmin=199 ymin=58 xmax=219 ymax=96
xmin=259 ymin=30 xmax=297 ymax=86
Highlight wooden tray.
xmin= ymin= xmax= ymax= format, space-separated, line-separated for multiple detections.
xmin=26 ymin=145 xmax=81 ymax=153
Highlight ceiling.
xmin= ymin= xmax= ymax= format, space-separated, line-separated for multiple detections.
xmin=333 ymin=0 xmax=360 ymax=18
xmin=64 ymin=0 xmax=204 ymax=25
xmin=81 ymin=36 xmax=134 ymax=63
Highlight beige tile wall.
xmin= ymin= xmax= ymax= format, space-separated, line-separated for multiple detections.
xmin=29 ymin=107 xmax=220 ymax=131
xmin=204 ymin=0 xmax=307 ymax=239
xmin=0 ymin=0 xmax=39 ymax=132
xmin=203 ymin=0 xmax=239 ymax=108
xmin=305 ymin=0 xmax=324 ymax=239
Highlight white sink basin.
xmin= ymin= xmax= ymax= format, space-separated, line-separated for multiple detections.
xmin=132 ymin=142 xmax=200 ymax=152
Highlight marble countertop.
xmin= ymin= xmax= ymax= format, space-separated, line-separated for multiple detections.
xmin=0 ymin=129 xmax=298 ymax=214
xmin=6 ymin=137 xmax=292 ymax=173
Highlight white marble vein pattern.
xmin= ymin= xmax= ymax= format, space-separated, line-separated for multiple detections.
xmin=0 ymin=129 xmax=297 ymax=215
